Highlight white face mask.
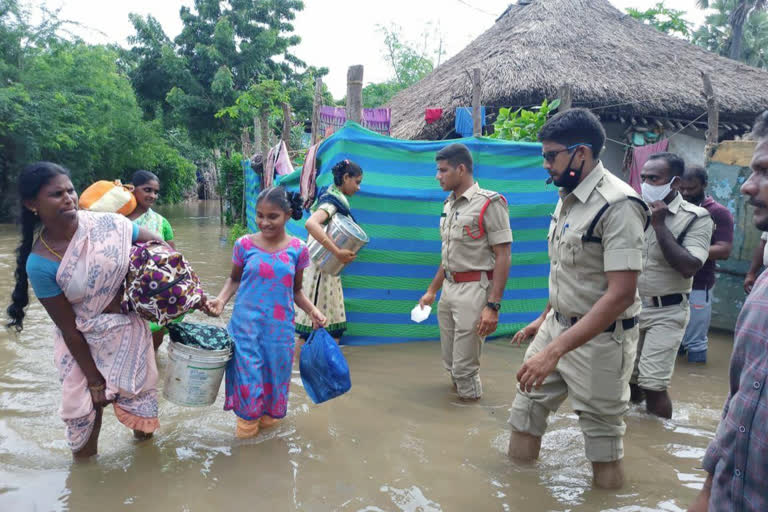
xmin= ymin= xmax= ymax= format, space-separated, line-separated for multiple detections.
xmin=642 ymin=177 xmax=677 ymax=204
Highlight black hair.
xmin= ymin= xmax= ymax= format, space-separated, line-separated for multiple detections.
xmin=753 ymin=111 xmax=768 ymax=139
xmin=7 ymin=162 xmax=70 ymax=331
xmin=132 ymin=170 xmax=160 ymax=187
xmin=435 ymin=143 xmax=473 ymax=173
xmin=538 ymin=108 xmax=606 ymax=158
xmin=683 ymin=164 xmax=708 ymax=185
xmin=331 ymin=159 xmax=363 ymax=187
xmin=648 ymin=152 xmax=685 ymax=178
xmin=257 ymin=186 xmax=304 ymax=221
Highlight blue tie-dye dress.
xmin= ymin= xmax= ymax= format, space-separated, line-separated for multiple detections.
xmin=224 ymin=235 xmax=310 ymax=420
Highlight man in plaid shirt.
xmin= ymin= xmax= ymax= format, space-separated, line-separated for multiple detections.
xmin=689 ymin=111 xmax=768 ymax=511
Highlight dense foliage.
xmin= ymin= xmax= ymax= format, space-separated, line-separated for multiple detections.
xmin=0 ymin=3 xmax=196 ymax=219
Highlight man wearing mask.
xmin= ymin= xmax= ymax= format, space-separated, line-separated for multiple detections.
xmin=630 ymin=153 xmax=713 ymax=419
xmin=507 ymin=108 xmax=648 ymax=489
xmin=688 ymin=110 xmax=768 ymax=512
xmin=678 ymin=165 xmax=734 ymax=363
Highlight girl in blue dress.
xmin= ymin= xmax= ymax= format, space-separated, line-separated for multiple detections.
xmin=205 ymin=187 xmax=327 ymax=439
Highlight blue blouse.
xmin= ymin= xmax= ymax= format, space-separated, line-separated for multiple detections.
xmin=27 ymin=224 xmax=139 ymax=298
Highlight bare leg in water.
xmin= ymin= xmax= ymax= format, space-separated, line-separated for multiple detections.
xmin=73 ymin=407 xmax=103 ymax=460
xmin=508 ymin=431 xmax=625 ymax=489
xmin=644 ymin=389 xmax=673 ymax=419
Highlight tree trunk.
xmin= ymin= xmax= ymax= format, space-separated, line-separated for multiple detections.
xmin=729 ymin=18 xmax=745 ymax=61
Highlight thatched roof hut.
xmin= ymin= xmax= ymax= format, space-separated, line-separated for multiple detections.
xmin=388 ymin=0 xmax=768 ymax=140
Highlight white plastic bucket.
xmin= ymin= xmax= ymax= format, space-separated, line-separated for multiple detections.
xmin=163 ymin=341 xmax=232 ymax=407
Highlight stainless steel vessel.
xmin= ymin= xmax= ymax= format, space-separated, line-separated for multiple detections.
xmin=307 ymin=214 xmax=369 ymax=276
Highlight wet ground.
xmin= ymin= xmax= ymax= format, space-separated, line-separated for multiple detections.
xmin=0 ymin=201 xmax=728 ymax=511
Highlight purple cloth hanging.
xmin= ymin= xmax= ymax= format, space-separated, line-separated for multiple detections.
xmin=318 ymin=106 xmax=391 ymax=136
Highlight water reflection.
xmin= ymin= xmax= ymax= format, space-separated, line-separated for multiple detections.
xmin=0 ymin=201 xmax=732 ymax=511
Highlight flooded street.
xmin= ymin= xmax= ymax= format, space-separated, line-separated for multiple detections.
xmin=0 ymin=201 xmax=729 ymax=511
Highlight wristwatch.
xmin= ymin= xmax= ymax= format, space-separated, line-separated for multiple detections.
xmin=486 ymin=301 xmax=501 ymax=312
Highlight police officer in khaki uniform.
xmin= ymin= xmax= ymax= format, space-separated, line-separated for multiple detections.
xmin=419 ymin=143 xmax=512 ymax=401
xmin=630 ymin=152 xmax=713 ymax=419
xmin=507 ymin=109 xmax=649 ymax=490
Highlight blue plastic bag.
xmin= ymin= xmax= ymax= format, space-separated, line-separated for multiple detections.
xmin=299 ymin=328 xmax=351 ymax=404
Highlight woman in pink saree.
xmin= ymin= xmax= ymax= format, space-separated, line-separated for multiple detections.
xmin=7 ymin=162 xmax=163 ymax=458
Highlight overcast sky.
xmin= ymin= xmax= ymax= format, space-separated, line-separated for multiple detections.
xmin=34 ymin=0 xmax=710 ymax=98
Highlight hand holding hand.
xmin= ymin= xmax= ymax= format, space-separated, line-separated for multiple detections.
xmin=477 ymin=306 xmax=499 ymax=337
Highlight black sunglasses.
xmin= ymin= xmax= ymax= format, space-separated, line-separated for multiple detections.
xmin=542 ymin=144 xmax=592 ymax=163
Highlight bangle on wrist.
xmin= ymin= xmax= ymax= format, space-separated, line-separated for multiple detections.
xmin=88 ymin=382 xmax=105 ymax=392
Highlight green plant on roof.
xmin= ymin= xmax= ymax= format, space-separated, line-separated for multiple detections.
xmin=488 ymin=98 xmax=560 ymax=143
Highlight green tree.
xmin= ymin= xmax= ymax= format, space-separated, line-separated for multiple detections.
xmin=363 ymin=24 xmax=445 ymax=108
xmin=626 ymin=2 xmax=693 ymax=37
xmin=167 ymin=0 xmax=305 ymax=146
xmin=0 ymin=2 xmax=197 ymax=218
xmin=696 ymin=0 xmax=767 ymax=60
xmin=693 ymin=0 xmax=768 ymax=68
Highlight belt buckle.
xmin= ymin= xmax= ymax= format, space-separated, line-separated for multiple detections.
xmin=641 ymin=296 xmax=657 ymax=308
xmin=444 ymin=269 xmax=453 ymax=282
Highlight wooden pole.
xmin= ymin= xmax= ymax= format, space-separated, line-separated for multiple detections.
xmin=471 ymin=68 xmax=482 ymax=136
xmin=701 ymin=71 xmax=719 ymax=149
xmin=311 ymin=77 xmax=322 ymax=145
xmin=346 ymin=65 xmax=364 ymax=125
xmin=260 ymin=109 xmax=270 ymax=157
xmin=557 ymin=84 xmax=572 ymax=112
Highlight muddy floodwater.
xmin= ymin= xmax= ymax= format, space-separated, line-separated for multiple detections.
xmin=0 ymin=201 xmax=730 ymax=511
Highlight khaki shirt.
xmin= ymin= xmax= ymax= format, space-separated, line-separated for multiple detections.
xmin=548 ymin=163 xmax=648 ymax=318
xmin=440 ymin=182 xmax=513 ymax=273
xmin=638 ymin=193 xmax=713 ymax=296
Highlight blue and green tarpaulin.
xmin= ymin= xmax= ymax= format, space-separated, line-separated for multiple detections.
xmin=245 ymin=122 xmax=556 ymax=345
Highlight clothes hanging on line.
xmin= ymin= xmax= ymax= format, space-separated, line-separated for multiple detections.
xmin=263 ymin=140 xmax=294 ymax=189
xmin=425 ymin=108 xmax=443 ymax=124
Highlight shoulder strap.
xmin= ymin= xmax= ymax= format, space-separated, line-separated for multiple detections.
xmin=676 ymin=213 xmax=700 ymax=245
xmin=582 ymin=196 xmax=650 ymax=244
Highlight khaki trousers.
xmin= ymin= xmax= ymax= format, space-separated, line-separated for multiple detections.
xmin=438 ymin=278 xmax=490 ymax=399
xmin=631 ymin=298 xmax=690 ymax=392
xmin=508 ymin=310 xmax=639 ymax=462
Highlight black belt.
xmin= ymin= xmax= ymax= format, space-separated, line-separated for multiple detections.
xmin=644 ymin=293 xmax=688 ymax=308
xmin=554 ymin=311 xmax=638 ymax=333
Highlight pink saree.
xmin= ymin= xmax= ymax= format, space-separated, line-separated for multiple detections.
xmin=54 ymin=211 xmax=158 ymax=451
